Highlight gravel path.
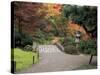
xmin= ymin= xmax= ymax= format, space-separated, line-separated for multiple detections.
xmin=17 ymin=45 xmax=97 ymax=74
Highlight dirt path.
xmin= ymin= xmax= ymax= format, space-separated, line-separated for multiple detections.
xmin=17 ymin=45 xmax=97 ymax=74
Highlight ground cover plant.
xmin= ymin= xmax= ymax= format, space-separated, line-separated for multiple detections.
xmin=13 ymin=48 xmax=39 ymax=71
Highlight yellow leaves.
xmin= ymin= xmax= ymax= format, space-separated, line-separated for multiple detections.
xmin=42 ymin=3 xmax=62 ymax=18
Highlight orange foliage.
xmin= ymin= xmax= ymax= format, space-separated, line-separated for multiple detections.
xmin=67 ymin=21 xmax=90 ymax=40
xmin=14 ymin=2 xmax=91 ymax=40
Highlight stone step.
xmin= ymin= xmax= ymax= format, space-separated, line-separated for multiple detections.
xmin=37 ymin=45 xmax=62 ymax=53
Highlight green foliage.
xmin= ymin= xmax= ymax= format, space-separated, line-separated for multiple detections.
xmin=79 ymin=39 xmax=97 ymax=55
xmin=62 ymin=5 xmax=78 ymax=18
xmin=24 ymin=45 xmax=33 ymax=51
xmin=60 ymin=37 xmax=75 ymax=46
xmin=21 ymin=33 xmax=33 ymax=47
xmin=59 ymin=37 xmax=64 ymax=44
xmin=34 ymin=29 xmax=52 ymax=44
xmin=60 ymin=37 xmax=78 ymax=55
xmin=49 ymin=16 xmax=67 ymax=37
xmin=62 ymin=5 xmax=97 ymax=31
xmin=14 ymin=31 xmax=33 ymax=47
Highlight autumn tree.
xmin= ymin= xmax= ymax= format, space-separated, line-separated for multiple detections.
xmin=62 ymin=5 xmax=97 ymax=39
xmin=13 ymin=1 xmax=47 ymax=35
xmin=42 ymin=4 xmax=67 ymax=37
xmin=12 ymin=1 xmax=49 ymax=47
xmin=49 ymin=15 xmax=67 ymax=37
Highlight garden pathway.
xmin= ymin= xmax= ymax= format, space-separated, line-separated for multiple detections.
xmin=17 ymin=45 xmax=97 ymax=74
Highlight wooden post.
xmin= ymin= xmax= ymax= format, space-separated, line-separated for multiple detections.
xmin=89 ymin=54 xmax=93 ymax=64
xmin=11 ymin=61 xmax=16 ymax=73
xmin=33 ymin=56 xmax=34 ymax=64
xmin=38 ymin=52 xmax=39 ymax=60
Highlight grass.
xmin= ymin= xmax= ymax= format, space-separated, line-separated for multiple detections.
xmin=13 ymin=48 xmax=39 ymax=71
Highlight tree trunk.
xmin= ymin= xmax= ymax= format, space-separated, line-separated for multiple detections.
xmin=18 ymin=16 xmax=22 ymax=34
xmin=18 ymin=16 xmax=22 ymax=46
xmin=89 ymin=54 xmax=93 ymax=64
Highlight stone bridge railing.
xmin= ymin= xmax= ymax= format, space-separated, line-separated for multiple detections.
xmin=54 ymin=43 xmax=64 ymax=52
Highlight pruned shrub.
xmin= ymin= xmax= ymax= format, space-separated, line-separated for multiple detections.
xmin=24 ymin=45 xmax=33 ymax=51
xmin=64 ymin=45 xmax=79 ymax=55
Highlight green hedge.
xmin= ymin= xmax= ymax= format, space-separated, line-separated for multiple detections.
xmin=14 ymin=32 xmax=33 ymax=47
xmin=60 ymin=37 xmax=75 ymax=46
xmin=79 ymin=39 xmax=97 ymax=55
